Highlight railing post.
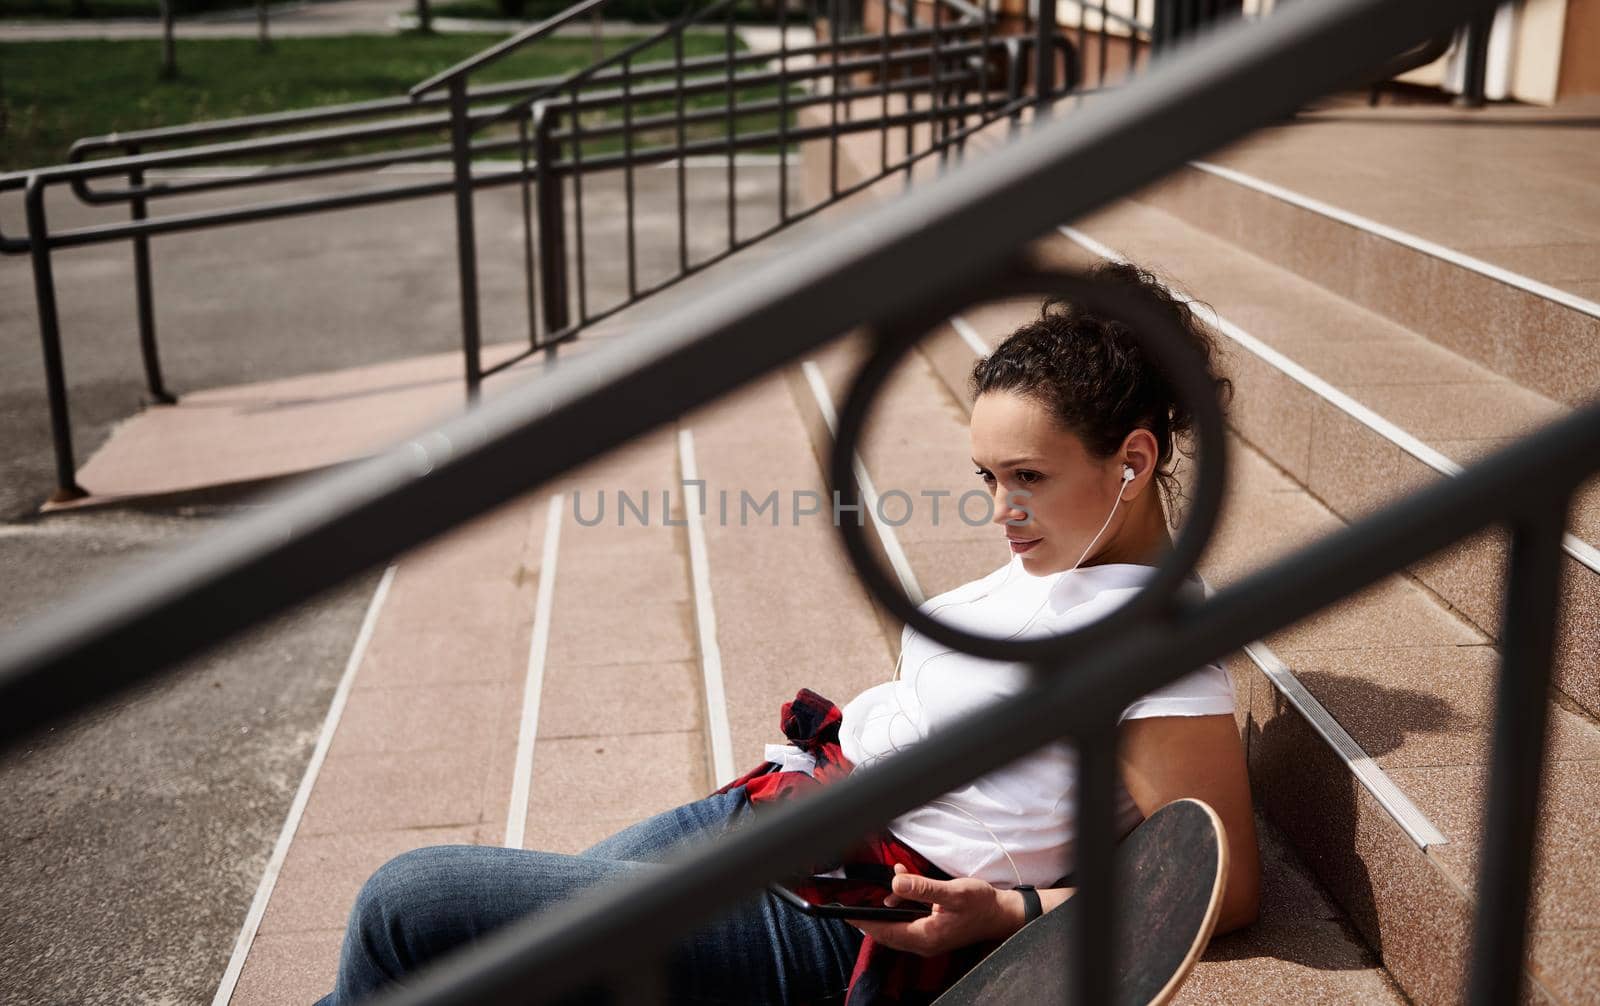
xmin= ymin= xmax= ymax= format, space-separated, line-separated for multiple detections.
xmin=126 ymin=142 xmax=176 ymax=406
xmin=1455 ymin=11 xmax=1492 ymax=109
xmin=447 ymin=77 xmax=484 ymax=399
xmin=902 ymin=0 xmax=916 ymax=185
xmin=1466 ymin=500 xmax=1568 ymax=1004
xmin=1004 ymin=37 xmax=1026 ymax=133
xmin=25 ymin=175 xmax=88 ymax=504
xmin=1151 ymin=0 xmax=1174 ymax=52
xmin=534 ymin=103 xmax=570 ymax=337
xmin=1055 ymin=35 xmax=1080 ymax=94
xmin=517 ymin=114 xmax=540 ymax=351
xmin=1033 ymin=0 xmax=1055 ymax=107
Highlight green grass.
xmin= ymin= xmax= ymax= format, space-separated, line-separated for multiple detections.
xmin=1 ymin=31 xmax=775 ymax=170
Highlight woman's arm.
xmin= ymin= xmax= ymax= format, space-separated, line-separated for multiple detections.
xmin=994 ymin=714 xmax=1261 ymax=937
xmin=989 ymin=882 xmax=1076 ymax=934
xmin=852 ymin=713 xmax=1259 ymax=955
xmin=1117 ymin=712 xmax=1261 ymax=933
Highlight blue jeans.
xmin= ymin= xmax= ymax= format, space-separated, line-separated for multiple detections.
xmin=313 ymin=786 xmax=864 ymax=1004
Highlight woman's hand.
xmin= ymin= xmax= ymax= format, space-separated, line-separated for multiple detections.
xmin=850 ymin=863 xmax=1026 ymax=957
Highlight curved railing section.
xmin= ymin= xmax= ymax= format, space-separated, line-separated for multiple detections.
xmin=3 ymin=0 xmax=1105 ymax=505
xmin=0 ymin=3 xmax=1571 ymax=1005
xmin=401 ymin=0 xmax=1095 ymax=386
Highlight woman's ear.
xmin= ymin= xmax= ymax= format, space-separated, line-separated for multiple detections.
xmin=1118 ymin=429 xmax=1160 ymax=499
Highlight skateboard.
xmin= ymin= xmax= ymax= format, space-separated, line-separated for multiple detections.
xmin=932 ymin=797 xmax=1229 ymax=1006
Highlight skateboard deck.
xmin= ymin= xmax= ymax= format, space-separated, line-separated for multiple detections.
xmin=932 ymin=797 xmax=1229 ymax=1006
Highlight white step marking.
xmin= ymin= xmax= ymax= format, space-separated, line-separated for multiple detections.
xmin=211 ymin=564 xmax=397 ymax=1006
xmin=506 ymin=493 xmax=566 ymax=850
xmin=1244 ymin=643 xmax=1448 ymax=849
xmin=948 ymin=315 xmax=991 ymax=359
xmin=799 ymin=360 xmax=926 ymax=606
xmin=1191 ymin=160 xmax=1600 ymax=322
xmin=678 ymin=429 xmax=737 ymax=790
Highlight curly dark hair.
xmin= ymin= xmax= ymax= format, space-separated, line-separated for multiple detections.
xmin=967 ymin=261 xmax=1233 ymax=522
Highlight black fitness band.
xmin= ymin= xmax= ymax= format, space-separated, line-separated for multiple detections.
xmin=1014 ymin=884 xmax=1041 ymax=924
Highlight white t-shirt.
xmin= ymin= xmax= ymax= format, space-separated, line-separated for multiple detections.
xmin=837 ymin=554 xmax=1234 ymax=889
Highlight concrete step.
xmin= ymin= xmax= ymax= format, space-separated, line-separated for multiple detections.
xmin=227 ymin=493 xmax=545 ymax=1003
xmin=681 ymin=368 xmax=901 ymax=771
xmin=219 ymin=355 xmax=726 ymax=1000
xmin=1178 ymin=814 xmax=1409 ymax=1005
xmin=47 ymin=340 xmax=554 ymax=511
xmin=1132 ymin=159 xmax=1600 ymax=411
xmin=175 ymin=92 xmax=1594 ymax=1005
xmin=203 ymin=102 xmax=1429 ymax=1005
xmin=522 ymin=425 xmax=712 ymax=850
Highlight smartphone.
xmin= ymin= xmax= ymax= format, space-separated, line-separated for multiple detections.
xmin=769 ymin=876 xmax=933 ymax=921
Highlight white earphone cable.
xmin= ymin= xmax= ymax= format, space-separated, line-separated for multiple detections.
xmin=1069 ymin=469 xmax=1132 ymax=575
xmin=927 ymin=798 xmax=1025 ymax=887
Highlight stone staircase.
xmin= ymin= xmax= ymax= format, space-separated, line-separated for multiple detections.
xmin=49 ymin=94 xmax=1593 ymax=1006
xmin=222 ymin=323 xmax=1412 ymax=1005
xmin=800 ymin=92 xmax=1600 ymax=1004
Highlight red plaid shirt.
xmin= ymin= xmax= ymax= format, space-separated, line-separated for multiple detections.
xmin=712 ymin=688 xmax=1005 ymax=1005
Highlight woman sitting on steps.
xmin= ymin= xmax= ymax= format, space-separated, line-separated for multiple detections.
xmin=312 ymin=261 xmax=1262 ymax=1006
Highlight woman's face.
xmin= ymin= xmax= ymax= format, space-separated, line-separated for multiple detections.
xmin=969 ymin=389 xmax=1128 ymax=576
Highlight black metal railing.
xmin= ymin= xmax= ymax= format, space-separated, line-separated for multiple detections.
xmin=3 ymin=0 xmax=1103 ymax=506
xmin=0 ymin=0 xmax=1569 ymax=1004
xmin=3 ymin=66 xmax=604 ymax=502
xmin=410 ymin=0 xmax=1094 ymax=388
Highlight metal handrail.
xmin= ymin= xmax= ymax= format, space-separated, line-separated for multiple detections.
xmin=484 ymin=0 xmax=996 ymax=136
xmin=0 ymin=0 xmax=1251 ymax=506
xmin=8 ymin=7 xmax=1054 ymax=499
xmin=409 ymin=0 xmax=613 ymax=98
xmin=5 ymin=4 xmax=1552 ymax=1006
xmin=403 ymin=0 xmax=995 ymax=103
xmin=0 ymin=36 xmax=996 ymax=213
xmin=433 ymin=0 xmax=1084 ymax=375
xmin=0 ymin=0 xmax=1336 ymax=511
xmin=40 ymin=9 xmax=981 ymax=187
